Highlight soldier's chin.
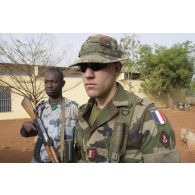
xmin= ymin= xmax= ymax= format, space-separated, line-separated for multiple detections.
xmin=46 ymin=92 xmax=59 ymax=98
xmin=86 ymin=91 xmax=98 ymax=98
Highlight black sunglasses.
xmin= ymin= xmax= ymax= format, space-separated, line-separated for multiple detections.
xmin=79 ymin=63 xmax=107 ymax=73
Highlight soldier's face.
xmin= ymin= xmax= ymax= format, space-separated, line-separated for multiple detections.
xmin=81 ymin=63 xmax=121 ymax=100
xmin=44 ymin=71 xmax=65 ymax=98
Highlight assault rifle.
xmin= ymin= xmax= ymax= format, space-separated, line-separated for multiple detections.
xmin=21 ymin=97 xmax=61 ymax=163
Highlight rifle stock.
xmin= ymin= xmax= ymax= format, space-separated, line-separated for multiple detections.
xmin=45 ymin=145 xmax=60 ymax=163
xmin=21 ymin=97 xmax=61 ymax=163
xmin=21 ymin=97 xmax=37 ymax=120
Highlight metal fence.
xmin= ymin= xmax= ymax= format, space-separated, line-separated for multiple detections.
xmin=0 ymin=86 xmax=11 ymax=112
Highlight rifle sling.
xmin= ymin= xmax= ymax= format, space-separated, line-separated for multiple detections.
xmin=60 ymin=97 xmax=66 ymax=162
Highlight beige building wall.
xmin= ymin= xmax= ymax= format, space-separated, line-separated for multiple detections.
xmin=0 ymin=71 xmax=188 ymax=120
xmin=63 ymin=75 xmax=89 ymax=106
xmin=0 ymin=93 xmax=30 ymax=120
xmin=147 ymin=89 xmax=187 ymax=107
xmin=118 ymin=79 xmax=147 ymax=99
xmin=0 ymin=74 xmax=43 ymax=120
xmin=118 ymin=75 xmax=187 ymax=108
xmin=0 ymin=73 xmax=89 ymax=120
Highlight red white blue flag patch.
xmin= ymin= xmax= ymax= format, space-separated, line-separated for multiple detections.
xmin=151 ymin=109 xmax=167 ymax=125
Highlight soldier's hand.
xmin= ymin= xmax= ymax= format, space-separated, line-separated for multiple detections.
xmin=22 ymin=121 xmax=36 ymax=132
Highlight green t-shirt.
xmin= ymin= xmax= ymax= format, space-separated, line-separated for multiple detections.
xmin=50 ymin=102 xmax=58 ymax=111
xmin=88 ymin=103 xmax=102 ymax=126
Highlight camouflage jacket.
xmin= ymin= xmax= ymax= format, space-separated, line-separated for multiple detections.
xmin=36 ymin=98 xmax=78 ymax=162
xmin=74 ymin=83 xmax=180 ymax=163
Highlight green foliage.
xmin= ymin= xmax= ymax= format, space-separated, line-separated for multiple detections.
xmin=187 ymin=81 xmax=195 ymax=96
xmin=139 ymin=42 xmax=194 ymax=96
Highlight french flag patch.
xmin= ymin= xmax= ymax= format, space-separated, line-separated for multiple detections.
xmin=151 ymin=109 xmax=167 ymax=125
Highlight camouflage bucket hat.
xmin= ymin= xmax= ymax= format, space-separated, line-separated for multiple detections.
xmin=70 ymin=34 xmax=126 ymax=67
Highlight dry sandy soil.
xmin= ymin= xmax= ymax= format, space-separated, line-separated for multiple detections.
xmin=0 ymin=118 xmax=34 ymax=163
xmin=163 ymin=106 xmax=195 ymax=162
xmin=0 ymin=106 xmax=195 ymax=163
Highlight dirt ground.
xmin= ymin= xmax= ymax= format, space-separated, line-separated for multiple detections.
xmin=0 ymin=106 xmax=195 ymax=163
xmin=0 ymin=118 xmax=34 ymax=163
xmin=163 ymin=106 xmax=195 ymax=162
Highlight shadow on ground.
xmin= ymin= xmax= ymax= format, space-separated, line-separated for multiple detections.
xmin=0 ymin=149 xmax=33 ymax=163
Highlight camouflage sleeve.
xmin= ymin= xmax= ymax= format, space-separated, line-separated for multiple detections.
xmin=71 ymin=102 xmax=79 ymax=120
xmin=73 ymin=108 xmax=86 ymax=162
xmin=140 ymin=103 xmax=180 ymax=162
xmin=124 ymin=99 xmax=180 ymax=163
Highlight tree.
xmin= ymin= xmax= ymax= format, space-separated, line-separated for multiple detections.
xmin=187 ymin=81 xmax=195 ymax=96
xmin=0 ymin=34 xmax=66 ymax=106
xmin=119 ymin=34 xmax=142 ymax=82
xmin=139 ymin=42 xmax=194 ymax=104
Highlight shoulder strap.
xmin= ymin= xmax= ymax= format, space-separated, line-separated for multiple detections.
xmin=109 ymin=91 xmax=140 ymax=162
xmin=121 ymin=93 xmax=140 ymax=161
xmin=60 ymin=97 xmax=66 ymax=162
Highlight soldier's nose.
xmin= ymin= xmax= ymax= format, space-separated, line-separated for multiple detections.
xmin=84 ymin=67 xmax=95 ymax=78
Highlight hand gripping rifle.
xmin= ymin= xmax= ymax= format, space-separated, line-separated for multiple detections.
xmin=21 ymin=97 xmax=61 ymax=163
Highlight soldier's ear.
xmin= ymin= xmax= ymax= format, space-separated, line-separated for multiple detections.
xmin=115 ymin=62 xmax=122 ymax=77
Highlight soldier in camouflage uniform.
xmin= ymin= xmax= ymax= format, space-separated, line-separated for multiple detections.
xmin=20 ymin=68 xmax=78 ymax=162
xmin=70 ymin=34 xmax=180 ymax=163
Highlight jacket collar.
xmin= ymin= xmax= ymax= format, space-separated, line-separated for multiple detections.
xmin=82 ymin=82 xmax=129 ymax=112
xmin=80 ymin=83 xmax=130 ymax=137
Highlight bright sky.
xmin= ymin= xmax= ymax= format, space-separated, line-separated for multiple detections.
xmin=50 ymin=33 xmax=195 ymax=66
xmin=1 ymin=33 xmax=195 ymax=66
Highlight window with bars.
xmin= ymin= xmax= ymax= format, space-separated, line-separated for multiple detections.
xmin=0 ymin=86 xmax=12 ymax=112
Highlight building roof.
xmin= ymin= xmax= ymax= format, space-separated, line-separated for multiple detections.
xmin=0 ymin=63 xmax=80 ymax=75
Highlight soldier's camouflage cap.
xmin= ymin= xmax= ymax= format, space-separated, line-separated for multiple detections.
xmin=70 ymin=34 xmax=126 ymax=67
